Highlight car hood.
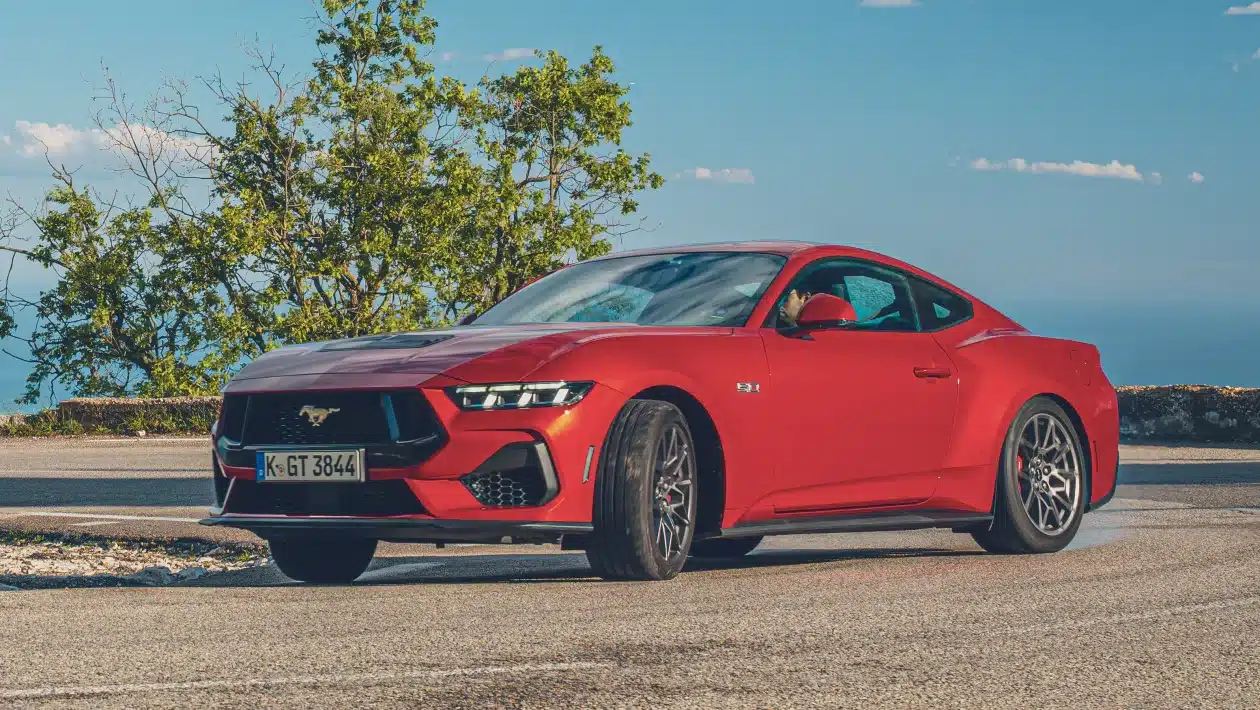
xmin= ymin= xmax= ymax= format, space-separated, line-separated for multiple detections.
xmin=229 ymin=323 xmax=634 ymax=384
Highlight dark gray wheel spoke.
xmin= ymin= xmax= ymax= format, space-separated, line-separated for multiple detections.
xmin=652 ymin=422 xmax=695 ymax=561
xmin=1016 ymin=413 xmax=1082 ymax=536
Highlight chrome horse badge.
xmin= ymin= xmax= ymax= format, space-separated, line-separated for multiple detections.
xmin=299 ymin=405 xmax=341 ymax=427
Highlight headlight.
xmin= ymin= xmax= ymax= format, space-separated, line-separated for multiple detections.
xmin=446 ymin=381 xmax=595 ymax=410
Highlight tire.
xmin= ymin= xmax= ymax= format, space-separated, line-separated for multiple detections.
xmin=972 ymin=397 xmax=1087 ymax=554
xmin=689 ymin=536 xmax=762 ymax=559
xmin=268 ymin=537 xmax=378 ymax=584
xmin=586 ymin=399 xmax=699 ymax=581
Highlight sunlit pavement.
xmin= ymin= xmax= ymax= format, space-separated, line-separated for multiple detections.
xmin=0 ymin=439 xmax=1258 ymax=708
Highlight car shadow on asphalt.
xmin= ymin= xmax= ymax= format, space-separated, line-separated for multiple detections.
xmin=182 ymin=546 xmax=979 ymax=589
xmin=0 ymin=477 xmax=209 ymax=507
xmin=1118 ymin=461 xmax=1260 ymax=485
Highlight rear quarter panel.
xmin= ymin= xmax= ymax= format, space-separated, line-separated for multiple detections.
xmin=929 ymin=329 xmax=1119 ymax=513
xmin=521 ymin=330 xmax=780 ymax=525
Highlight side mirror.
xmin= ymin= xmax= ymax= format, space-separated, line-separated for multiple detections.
xmin=457 ymin=311 xmax=480 ymax=326
xmin=794 ymin=293 xmax=857 ymax=330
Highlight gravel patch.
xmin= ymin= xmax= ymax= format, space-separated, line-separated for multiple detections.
xmin=0 ymin=530 xmax=268 ymax=590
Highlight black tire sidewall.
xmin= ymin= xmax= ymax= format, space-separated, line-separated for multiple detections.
xmin=268 ymin=536 xmax=377 ymax=584
xmin=588 ymin=398 xmax=699 ymax=580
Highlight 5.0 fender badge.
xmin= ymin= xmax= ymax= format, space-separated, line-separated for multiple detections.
xmin=299 ymin=405 xmax=341 ymax=426
xmin=736 ymin=382 xmax=760 ymax=393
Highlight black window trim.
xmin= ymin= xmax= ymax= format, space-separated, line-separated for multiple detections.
xmin=903 ymin=271 xmax=975 ymax=333
xmin=758 ymin=255 xmax=974 ymax=334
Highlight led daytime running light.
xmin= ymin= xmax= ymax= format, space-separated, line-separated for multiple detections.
xmin=448 ymin=381 xmax=594 ymax=410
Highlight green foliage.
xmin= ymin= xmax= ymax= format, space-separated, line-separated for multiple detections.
xmin=0 ymin=0 xmax=661 ymax=404
xmin=0 ymin=411 xmax=96 ymax=438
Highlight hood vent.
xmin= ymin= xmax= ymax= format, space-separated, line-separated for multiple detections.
xmin=319 ymin=333 xmax=455 ymax=352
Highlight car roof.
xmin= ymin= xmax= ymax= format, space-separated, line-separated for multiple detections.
xmin=585 ymin=240 xmax=986 ymax=308
xmin=588 ymin=241 xmax=830 ymax=259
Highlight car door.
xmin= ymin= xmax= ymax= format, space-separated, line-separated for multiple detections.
xmin=759 ymin=257 xmax=959 ymax=514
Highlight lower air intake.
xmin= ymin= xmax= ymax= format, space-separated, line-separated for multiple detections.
xmin=223 ymin=479 xmax=425 ymax=516
xmin=460 ymin=443 xmax=558 ymax=508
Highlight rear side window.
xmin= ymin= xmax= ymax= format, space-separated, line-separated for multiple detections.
xmin=910 ymin=277 xmax=972 ymax=331
xmin=842 ymin=275 xmax=896 ymax=322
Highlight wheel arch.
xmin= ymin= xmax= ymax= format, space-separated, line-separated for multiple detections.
xmin=632 ymin=384 xmax=726 ymax=538
xmin=984 ymin=391 xmax=1093 ymax=516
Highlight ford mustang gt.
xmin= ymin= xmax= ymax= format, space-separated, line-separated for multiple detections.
xmin=202 ymin=242 xmax=1119 ymax=583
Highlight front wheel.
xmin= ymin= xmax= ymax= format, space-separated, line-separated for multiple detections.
xmin=268 ymin=537 xmax=378 ymax=584
xmin=972 ymin=397 xmax=1087 ymax=554
xmin=586 ymin=399 xmax=698 ymax=581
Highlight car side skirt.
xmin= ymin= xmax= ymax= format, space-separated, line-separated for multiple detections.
xmin=199 ymin=516 xmax=593 ymax=545
xmin=707 ymin=509 xmax=993 ymax=539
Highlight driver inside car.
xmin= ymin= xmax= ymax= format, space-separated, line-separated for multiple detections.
xmin=778 ymin=285 xmax=899 ymax=329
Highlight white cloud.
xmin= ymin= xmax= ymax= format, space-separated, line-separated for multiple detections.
xmin=4 ymin=119 xmax=215 ymax=165
xmin=675 ymin=167 xmax=755 ymax=184
xmin=859 ymin=0 xmax=921 ymax=6
xmin=1225 ymin=2 xmax=1260 ymax=13
xmin=968 ymin=156 xmax=1148 ymax=182
xmin=9 ymin=120 xmax=104 ymax=157
xmin=484 ymin=48 xmax=536 ymax=61
xmin=1189 ymin=172 xmax=1205 ymax=183
xmin=1149 ymin=171 xmax=1163 ymax=185
xmin=439 ymin=51 xmax=456 ymax=62
xmin=1254 ymin=48 xmax=1260 ymax=59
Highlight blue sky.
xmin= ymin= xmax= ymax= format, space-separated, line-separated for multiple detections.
xmin=2 ymin=0 xmax=1259 ymax=394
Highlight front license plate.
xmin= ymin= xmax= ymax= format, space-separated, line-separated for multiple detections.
xmin=255 ymin=450 xmax=365 ymax=482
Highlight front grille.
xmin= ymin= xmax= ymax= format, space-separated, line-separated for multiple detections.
xmin=238 ymin=390 xmax=437 ymax=447
xmin=223 ymin=479 xmax=425 ymax=516
xmin=219 ymin=395 xmax=247 ymax=442
xmin=244 ymin=391 xmax=388 ymax=446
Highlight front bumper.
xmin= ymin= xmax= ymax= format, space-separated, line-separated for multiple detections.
xmin=200 ymin=515 xmax=592 ymax=544
xmin=204 ymin=380 xmax=625 ymax=536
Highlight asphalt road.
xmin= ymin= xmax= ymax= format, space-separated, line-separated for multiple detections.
xmin=1 ymin=438 xmax=1258 ymax=708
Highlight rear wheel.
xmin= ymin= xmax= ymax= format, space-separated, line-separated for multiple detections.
xmin=689 ymin=536 xmax=762 ymax=559
xmin=972 ymin=397 xmax=1086 ymax=554
xmin=586 ymin=399 xmax=698 ymax=581
xmin=268 ymin=537 xmax=377 ymax=584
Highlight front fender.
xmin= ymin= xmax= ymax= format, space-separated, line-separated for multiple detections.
xmin=524 ymin=331 xmax=779 ymax=520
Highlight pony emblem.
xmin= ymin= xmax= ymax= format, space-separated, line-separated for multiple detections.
xmin=299 ymin=405 xmax=341 ymax=427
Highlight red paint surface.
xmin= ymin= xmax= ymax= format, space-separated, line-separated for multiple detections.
xmin=214 ymin=242 xmax=1120 ymax=530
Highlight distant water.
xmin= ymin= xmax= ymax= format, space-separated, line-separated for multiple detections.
xmin=1 ymin=301 xmax=1256 ymax=411
xmin=1004 ymin=301 xmax=1260 ymax=388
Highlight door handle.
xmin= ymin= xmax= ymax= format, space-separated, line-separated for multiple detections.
xmin=913 ymin=366 xmax=952 ymax=379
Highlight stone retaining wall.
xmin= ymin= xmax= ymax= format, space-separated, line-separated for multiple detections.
xmin=1116 ymin=385 xmax=1260 ymax=445
xmin=1 ymin=396 xmax=221 ymax=435
xmin=55 ymin=396 xmax=221 ymax=433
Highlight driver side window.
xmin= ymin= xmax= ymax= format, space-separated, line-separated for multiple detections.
xmin=766 ymin=257 xmax=920 ymax=332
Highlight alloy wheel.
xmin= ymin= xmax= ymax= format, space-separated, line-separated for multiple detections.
xmin=1015 ymin=412 xmax=1082 ymax=536
xmin=652 ymin=423 xmax=694 ymax=561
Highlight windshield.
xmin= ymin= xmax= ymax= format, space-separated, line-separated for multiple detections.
xmin=470 ymin=252 xmax=787 ymax=327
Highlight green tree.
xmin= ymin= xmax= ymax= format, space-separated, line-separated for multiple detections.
xmin=0 ymin=0 xmax=661 ymax=404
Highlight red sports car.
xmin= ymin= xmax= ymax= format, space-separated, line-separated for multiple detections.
xmin=203 ymin=242 xmax=1119 ymax=583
